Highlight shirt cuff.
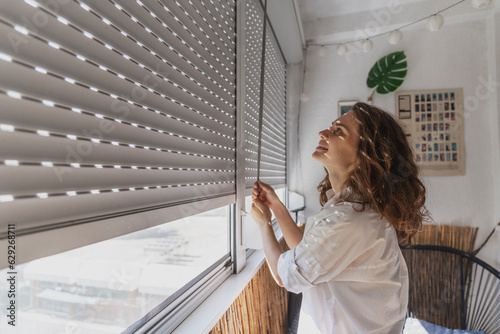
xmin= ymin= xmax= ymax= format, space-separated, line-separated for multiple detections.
xmin=278 ymin=249 xmax=314 ymax=294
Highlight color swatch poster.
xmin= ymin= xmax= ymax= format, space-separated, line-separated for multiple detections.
xmin=396 ymin=88 xmax=465 ymax=176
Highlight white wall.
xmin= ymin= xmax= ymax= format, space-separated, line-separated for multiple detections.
xmin=294 ymin=9 xmax=500 ymax=268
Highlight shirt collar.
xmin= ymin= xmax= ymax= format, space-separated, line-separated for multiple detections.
xmin=324 ymin=187 xmax=363 ymax=207
xmin=326 ymin=188 xmax=335 ymax=201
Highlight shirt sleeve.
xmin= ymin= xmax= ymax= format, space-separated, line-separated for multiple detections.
xmin=277 ymin=206 xmax=375 ymax=294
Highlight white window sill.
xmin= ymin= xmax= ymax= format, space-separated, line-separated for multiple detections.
xmin=172 ymin=228 xmax=283 ymax=334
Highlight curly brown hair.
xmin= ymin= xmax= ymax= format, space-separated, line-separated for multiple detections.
xmin=317 ymin=102 xmax=431 ymax=245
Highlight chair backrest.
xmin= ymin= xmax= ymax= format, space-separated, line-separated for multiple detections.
xmin=400 ymin=245 xmax=500 ymax=333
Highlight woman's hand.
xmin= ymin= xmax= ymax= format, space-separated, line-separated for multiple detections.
xmin=252 ymin=181 xmax=280 ymax=209
xmin=251 ymin=197 xmax=272 ymax=229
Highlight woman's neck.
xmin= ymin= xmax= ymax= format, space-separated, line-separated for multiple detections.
xmin=328 ymin=173 xmax=346 ymax=195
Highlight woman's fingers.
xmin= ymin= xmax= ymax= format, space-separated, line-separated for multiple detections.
xmin=251 ymin=194 xmax=273 ymax=228
xmin=253 ymin=196 xmax=265 ymax=208
xmin=252 ymin=200 xmax=264 ymax=214
xmin=253 ymin=182 xmax=260 ymax=193
xmin=252 ymin=182 xmax=260 ymax=199
xmin=254 ymin=181 xmax=276 ymax=206
xmin=257 ymin=180 xmax=271 ymax=190
xmin=259 ymin=181 xmax=275 ymax=195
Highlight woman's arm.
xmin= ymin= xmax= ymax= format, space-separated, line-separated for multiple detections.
xmin=258 ymin=223 xmax=284 ymax=287
xmin=251 ymin=197 xmax=284 ymax=286
xmin=253 ymin=181 xmax=303 ymax=249
xmin=270 ymin=201 xmax=303 ymax=249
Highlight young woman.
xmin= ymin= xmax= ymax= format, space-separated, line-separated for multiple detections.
xmin=251 ymin=102 xmax=430 ymax=333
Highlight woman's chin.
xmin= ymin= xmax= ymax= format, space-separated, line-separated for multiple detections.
xmin=312 ymin=150 xmax=325 ymax=160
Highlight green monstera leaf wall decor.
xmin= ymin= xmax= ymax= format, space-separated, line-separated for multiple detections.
xmin=367 ymin=51 xmax=407 ymax=100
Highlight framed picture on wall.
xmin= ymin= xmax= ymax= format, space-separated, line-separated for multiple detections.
xmin=338 ymin=100 xmax=358 ymax=117
xmin=395 ymin=88 xmax=465 ymax=176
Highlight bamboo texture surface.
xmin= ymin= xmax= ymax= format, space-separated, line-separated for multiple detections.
xmin=210 ymin=240 xmax=289 ymax=334
xmin=411 ymin=224 xmax=478 ymax=253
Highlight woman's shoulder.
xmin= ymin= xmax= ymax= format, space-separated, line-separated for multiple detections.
xmin=311 ymin=200 xmax=353 ymax=222
xmin=313 ymin=200 xmax=390 ymax=232
xmin=303 ymin=202 xmax=397 ymax=254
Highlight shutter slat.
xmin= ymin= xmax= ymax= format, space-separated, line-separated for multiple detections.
xmin=245 ymin=78 xmax=286 ymax=132
xmin=146 ymin=0 xmax=235 ymax=69
xmin=245 ymin=88 xmax=286 ymax=134
xmin=244 ymin=150 xmax=286 ymax=166
xmin=245 ymin=161 xmax=286 ymax=172
xmin=246 ymin=111 xmax=286 ymax=146
xmin=112 ymin=0 xmax=236 ymax=83
xmin=245 ymin=178 xmax=284 ymax=188
xmin=0 ymin=23 xmax=236 ymax=129
xmin=81 ymin=0 xmax=236 ymax=87
xmin=50 ymin=0 xmax=234 ymax=104
xmin=244 ymin=148 xmax=286 ymax=165
xmin=195 ymin=0 xmax=236 ymax=42
xmin=176 ymin=0 xmax=235 ymax=54
xmin=0 ymin=0 xmax=239 ymax=244
xmin=0 ymin=131 xmax=234 ymax=170
xmin=244 ymin=0 xmax=286 ymax=188
xmin=36 ymin=0 xmax=236 ymax=95
xmin=0 ymin=166 xmax=234 ymax=196
xmin=171 ymin=0 xmax=235 ymax=57
xmin=245 ymin=116 xmax=286 ymax=149
xmin=0 ymin=94 xmax=235 ymax=158
xmin=245 ymin=130 xmax=286 ymax=154
xmin=1 ymin=183 xmax=235 ymax=234
xmin=0 ymin=60 xmax=236 ymax=145
xmin=0 ymin=62 xmax=234 ymax=139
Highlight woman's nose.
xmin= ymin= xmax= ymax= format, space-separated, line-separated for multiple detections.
xmin=319 ymin=129 xmax=328 ymax=138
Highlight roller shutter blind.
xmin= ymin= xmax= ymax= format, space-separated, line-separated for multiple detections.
xmin=243 ymin=0 xmax=286 ymax=189
xmin=0 ymin=0 xmax=236 ymax=239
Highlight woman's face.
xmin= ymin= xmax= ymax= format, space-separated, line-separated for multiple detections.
xmin=312 ymin=110 xmax=360 ymax=175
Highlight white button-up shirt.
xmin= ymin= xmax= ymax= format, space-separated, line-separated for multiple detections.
xmin=278 ymin=188 xmax=408 ymax=334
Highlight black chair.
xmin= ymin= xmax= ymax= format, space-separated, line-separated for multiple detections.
xmin=401 ymin=245 xmax=500 ymax=333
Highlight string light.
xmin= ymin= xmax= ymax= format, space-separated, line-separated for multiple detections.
xmin=361 ymin=39 xmax=373 ymax=52
xmin=388 ymin=30 xmax=403 ymax=45
xmin=426 ymin=14 xmax=444 ymax=32
xmin=308 ymin=0 xmax=488 ymax=54
xmin=471 ymin=0 xmax=492 ymax=8
xmin=336 ymin=43 xmax=348 ymax=56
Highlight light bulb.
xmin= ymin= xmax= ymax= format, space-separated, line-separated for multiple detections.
xmin=318 ymin=46 xmax=326 ymax=57
xmin=471 ymin=0 xmax=492 ymax=8
xmin=388 ymin=30 xmax=403 ymax=45
xmin=336 ymin=43 xmax=348 ymax=56
xmin=427 ymin=14 xmax=444 ymax=32
xmin=361 ymin=39 xmax=373 ymax=52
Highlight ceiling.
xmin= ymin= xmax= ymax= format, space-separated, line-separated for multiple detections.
xmin=296 ymin=0 xmax=427 ymax=24
xmin=294 ymin=0 xmax=491 ymax=44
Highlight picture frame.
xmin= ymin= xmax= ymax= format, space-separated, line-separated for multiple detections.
xmin=395 ymin=88 xmax=465 ymax=176
xmin=338 ymin=100 xmax=358 ymax=117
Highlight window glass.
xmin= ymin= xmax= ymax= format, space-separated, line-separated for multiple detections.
xmin=0 ymin=206 xmax=229 ymax=333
